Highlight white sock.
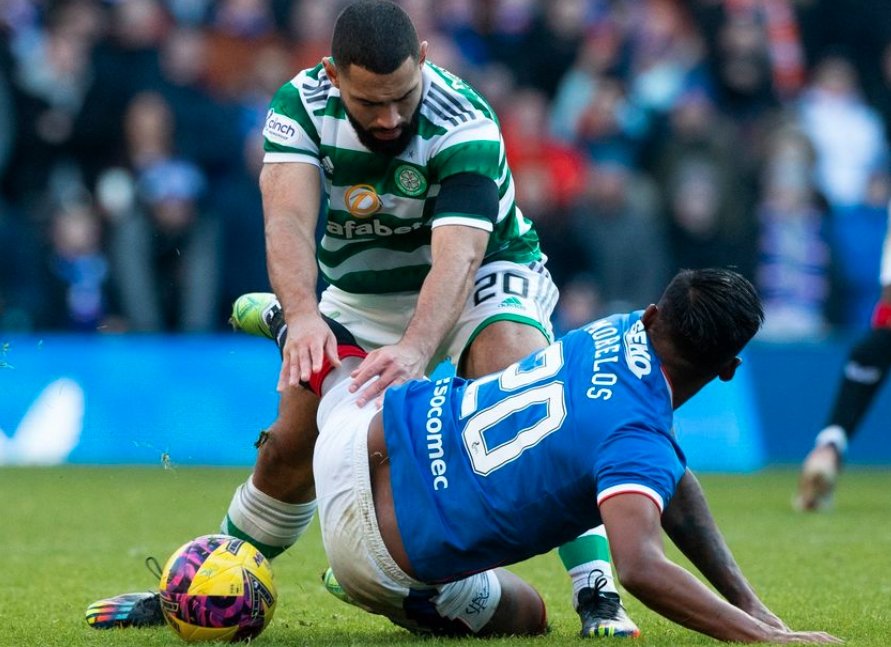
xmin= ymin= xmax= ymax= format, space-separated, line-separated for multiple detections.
xmin=815 ymin=425 xmax=848 ymax=455
xmin=221 ymin=477 xmax=316 ymax=559
xmin=562 ymin=527 xmax=618 ymax=609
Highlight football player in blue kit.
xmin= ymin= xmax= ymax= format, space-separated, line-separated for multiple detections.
xmin=309 ymin=268 xmax=842 ymax=643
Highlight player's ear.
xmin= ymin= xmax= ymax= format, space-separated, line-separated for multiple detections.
xmin=323 ymin=57 xmax=339 ymax=87
xmin=418 ymin=41 xmax=428 ymax=66
xmin=717 ymin=357 xmax=742 ymax=382
xmin=641 ymin=304 xmax=658 ymax=328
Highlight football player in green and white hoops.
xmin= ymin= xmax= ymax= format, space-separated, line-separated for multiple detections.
xmin=87 ymin=2 xmax=784 ymax=639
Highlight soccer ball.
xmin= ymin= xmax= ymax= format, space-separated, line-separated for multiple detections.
xmin=159 ymin=534 xmax=277 ymax=643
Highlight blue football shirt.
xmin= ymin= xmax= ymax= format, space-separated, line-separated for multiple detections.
xmin=382 ymin=311 xmax=687 ymax=583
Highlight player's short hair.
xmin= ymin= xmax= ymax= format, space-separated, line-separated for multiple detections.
xmin=331 ymin=0 xmax=420 ymax=75
xmin=658 ymin=268 xmax=764 ymax=374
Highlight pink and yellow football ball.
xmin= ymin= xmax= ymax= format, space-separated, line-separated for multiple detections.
xmin=159 ymin=534 xmax=277 ymax=642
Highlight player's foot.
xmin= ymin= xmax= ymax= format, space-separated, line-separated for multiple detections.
xmin=322 ymin=567 xmax=358 ymax=606
xmin=577 ymin=585 xmax=640 ymax=639
xmin=229 ymin=293 xmax=284 ymax=343
xmin=794 ymin=444 xmax=841 ymax=512
xmin=85 ymin=591 xmax=164 ymax=629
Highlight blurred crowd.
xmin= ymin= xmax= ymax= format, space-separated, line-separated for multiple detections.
xmin=1 ymin=0 xmax=890 ymax=339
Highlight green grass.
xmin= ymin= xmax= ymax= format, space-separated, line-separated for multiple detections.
xmin=2 ymin=466 xmax=889 ymax=646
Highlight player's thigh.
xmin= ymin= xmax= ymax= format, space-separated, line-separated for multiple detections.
xmin=449 ymin=260 xmax=558 ymax=377
xmin=318 ymin=286 xmax=416 ymax=351
xmin=462 ymin=320 xmax=551 ymax=378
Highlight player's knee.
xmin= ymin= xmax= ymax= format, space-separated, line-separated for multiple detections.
xmin=255 ymin=430 xmax=309 ymax=472
xmin=480 ymin=570 xmax=548 ymax=636
xmin=252 ymin=430 xmax=315 ymax=503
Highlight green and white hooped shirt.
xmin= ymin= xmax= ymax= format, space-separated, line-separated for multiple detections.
xmin=262 ymin=60 xmax=542 ymax=294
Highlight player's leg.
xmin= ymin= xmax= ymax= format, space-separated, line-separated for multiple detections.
xmin=388 ymin=569 xmax=548 ymax=637
xmin=224 ymin=293 xmax=376 ymax=554
xmin=86 ymin=295 xmax=357 ymax=629
xmin=558 ymin=530 xmax=639 ymax=638
xmin=480 ymin=569 xmax=548 ymax=636
xmin=796 ymin=326 xmax=891 ymax=510
xmin=453 ymin=260 xmax=638 ymax=638
xmin=221 ymin=385 xmax=320 ymax=557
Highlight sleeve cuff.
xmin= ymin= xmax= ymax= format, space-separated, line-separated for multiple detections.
xmin=597 ymin=484 xmax=665 ymax=512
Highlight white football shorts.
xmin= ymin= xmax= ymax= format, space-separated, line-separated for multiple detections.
xmin=319 ymin=259 xmax=558 ymax=373
xmin=313 ymin=379 xmax=501 ymax=634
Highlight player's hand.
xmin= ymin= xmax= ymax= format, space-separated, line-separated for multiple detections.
xmin=278 ymin=312 xmax=340 ymax=391
xmin=768 ymin=628 xmax=844 ymax=644
xmin=348 ymin=342 xmax=427 ymax=407
xmin=746 ymin=606 xmax=788 ymax=631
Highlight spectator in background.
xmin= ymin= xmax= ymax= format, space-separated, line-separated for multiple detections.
xmin=509 ymin=158 xmax=583 ymax=290
xmin=515 ymin=0 xmax=588 ymax=98
xmin=502 ymin=88 xmax=586 ymax=214
xmin=798 ymin=54 xmax=888 ymax=211
xmin=502 ymin=87 xmax=586 ymax=288
xmin=0 ymin=32 xmax=43 ymax=331
xmin=75 ymin=0 xmax=169 ymax=185
xmin=117 ymin=157 xmax=220 ymax=332
xmin=661 ymin=154 xmax=756 ymax=276
xmin=754 ymin=124 xmax=831 ymax=340
xmin=101 ymin=92 xmax=221 ymax=332
xmin=215 ymin=134 xmax=271 ymax=312
xmin=204 ymin=0 xmax=280 ymax=100
xmin=651 ymin=84 xmax=756 ymax=276
xmin=688 ymin=4 xmax=784 ymax=178
xmin=154 ymin=25 xmax=242 ymax=182
xmin=0 ymin=32 xmax=14 ymax=176
xmin=0 ymin=201 xmax=44 ymax=331
xmin=828 ymin=173 xmax=891 ymax=328
xmin=4 ymin=0 xmax=102 ymax=208
xmin=284 ymin=0 xmax=343 ymax=71
xmin=444 ymin=0 xmax=535 ymax=77
xmin=625 ymin=0 xmax=707 ymax=120
xmin=568 ymin=155 xmax=669 ymax=315
xmin=575 ymin=76 xmax=649 ymax=166
xmin=549 ymin=18 xmax=625 ymax=144
xmin=44 ymin=197 xmax=112 ymax=331
xmin=705 ymin=8 xmax=780 ymax=122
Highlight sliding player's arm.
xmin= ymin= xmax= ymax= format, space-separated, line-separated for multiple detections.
xmin=600 ymin=492 xmax=842 ymax=643
xmin=661 ymin=469 xmax=786 ymax=630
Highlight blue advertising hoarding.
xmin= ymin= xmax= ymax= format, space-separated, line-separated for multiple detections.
xmin=1 ymin=334 xmax=889 ymax=469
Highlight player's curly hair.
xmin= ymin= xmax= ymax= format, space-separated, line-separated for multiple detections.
xmin=332 ymin=0 xmax=420 ymax=75
xmin=658 ymin=268 xmax=764 ymax=376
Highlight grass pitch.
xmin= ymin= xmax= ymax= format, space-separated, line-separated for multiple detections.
xmin=2 ymin=466 xmax=889 ymax=647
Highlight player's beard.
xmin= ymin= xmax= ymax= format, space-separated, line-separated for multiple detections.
xmin=344 ymin=102 xmax=421 ymax=157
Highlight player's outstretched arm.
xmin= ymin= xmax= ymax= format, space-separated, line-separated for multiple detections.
xmin=349 ymin=223 xmax=489 ymax=405
xmin=661 ymin=469 xmax=786 ymax=629
xmin=260 ymin=162 xmax=339 ymax=390
xmin=600 ymin=493 xmax=843 ymax=643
